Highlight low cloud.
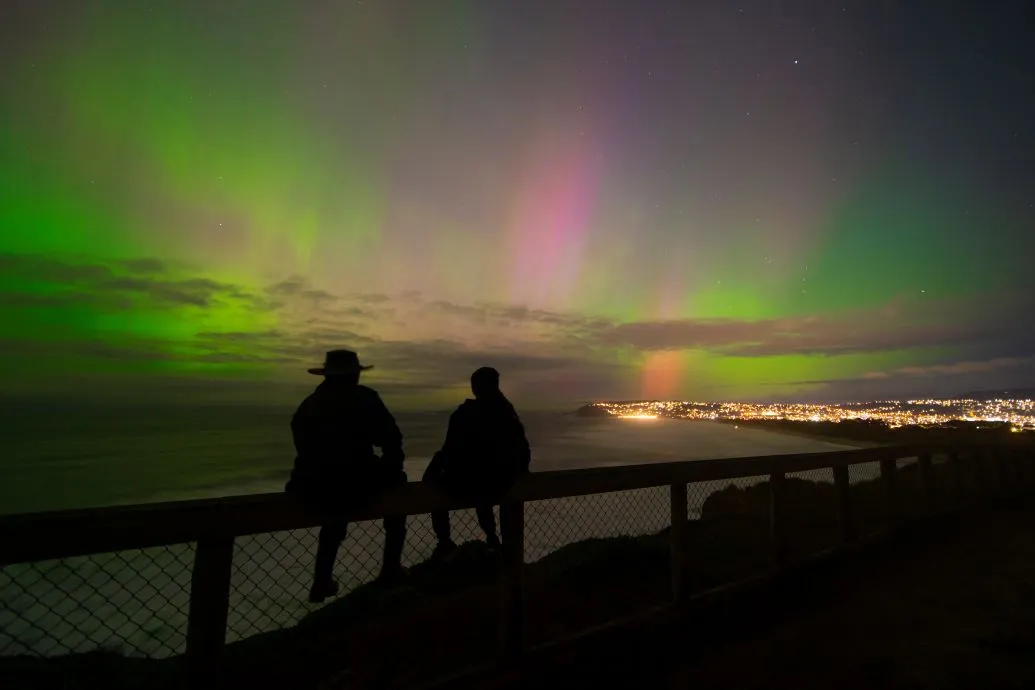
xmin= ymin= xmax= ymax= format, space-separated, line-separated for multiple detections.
xmin=584 ymin=310 xmax=1015 ymax=358
xmin=1 ymin=251 xmax=1033 ymax=404
xmin=266 ymin=277 xmax=337 ymax=304
xmin=887 ymin=356 xmax=1031 ymax=378
xmin=780 ymin=355 xmax=1035 ymax=402
xmin=802 ymin=356 xmax=1032 ymax=386
xmin=0 ymin=252 xmax=271 ymax=312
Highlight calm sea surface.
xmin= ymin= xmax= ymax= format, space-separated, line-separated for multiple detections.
xmin=0 ymin=400 xmax=859 ymax=515
xmin=0 ymin=399 xmax=871 ymax=658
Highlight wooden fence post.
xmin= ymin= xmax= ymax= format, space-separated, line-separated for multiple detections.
xmin=670 ymin=483 xmax=688 ymax=604
xmin=918 ymin=453 xmax=935 ymax=513
xmin=986 ymin=449 xmax=998 ymax=496
xmin=994 ymin=448 xmax=1009 ymax=495
xmin=1013 ymin=449 xmax=1027 ymax=489
xmin=1002 ymin=449 xmax=1017 ymax=492
xmin=1011 ymin=449 xmax=1025 ymax=490
xmin=832 ymin=464 xmax=855 ymax=543
xmin=947 ymin=451 xmax=964 ymax=505
xmin=769 ymin=472 xmax=787 ymax=566
xmin=880 ymin=457 xmax=900 ymax=526
xmin=186 ymin=536 xmax=235 ymax=689
xmin=499 ymin=501 xmax=525 ymax=663
xmin=971 ymin=449 xmax=986 ymax=496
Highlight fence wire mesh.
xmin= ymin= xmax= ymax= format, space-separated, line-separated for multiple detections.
xmin=686 ymin=474 xmax=771 ymax=590
xmin=228 ymin=529 xmax=322 ymax=643
xmin=0 ymin=451 xmax=1009 ymax=674
xmin=783 ymin=467 xmax=839 ymax=557
xmin=525 ymin=486 xmax=669 ymax=562
xmin=524 ymin=486 xmax=671 ymax=644
xmin=224 ymin=508 xmax=492 ymax=645
xmin=895 ymin=456 xmax=926 ymax=518
xmin=848 ymin=460 xmax=885 ymax=536
xmin=0 ymin=544 xmax=194 ymax=658
xmin=687 ymin=476 xmax=767 ymax=520
xmin=848 ymin=459 xmax=882 ymax=485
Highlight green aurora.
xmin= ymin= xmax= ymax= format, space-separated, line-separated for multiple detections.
xmin=0 ymin=1 xmax=1032 ymax=407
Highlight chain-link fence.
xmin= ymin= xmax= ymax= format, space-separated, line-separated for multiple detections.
xmin=525 ymin=486 xmax=670 ymax=562
xmin=846 ymin=460 xmax=884 ymax=536
xmin=1 ymin=450 xmax=1020 ymax=687
xmin=685 ymin=473 xmax=772 ymax=590
xmin=783 ymin=467 xmax=839 ymax=559
xmin=895 ymin=456 xmax=924 ymax=519
xmin=0 ymin=485 xmax=681 ymax=665
xmin=523 ymin=486 xmax=671 ymax=644
xmin=0 ymin=544 xmax=195 ymax=658
xmin=0 ymin=466 xmax=897 ymax=662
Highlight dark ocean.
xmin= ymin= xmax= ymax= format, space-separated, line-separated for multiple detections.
xmin=0 ymin=399 xmax=858 ymax=515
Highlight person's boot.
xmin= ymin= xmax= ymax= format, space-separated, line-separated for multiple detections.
xmin=429 ymin=539 xmax=459 ymax=563
xmin=308 ymin=578 xmax=339 ymax=604
xmin=376 ymin=563 xmax=410 ymax=587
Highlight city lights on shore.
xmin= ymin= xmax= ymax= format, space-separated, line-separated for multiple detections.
xmin=588 ymin=398 xmax=1035 ymax=432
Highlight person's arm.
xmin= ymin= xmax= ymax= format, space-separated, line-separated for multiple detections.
xmin=370 ymin=392 xmax=405 ymax=471
xmin=424 ymin=407 xmax=465 ymax=481
xmin=439 ymin=406 xmax=465 ymax=457
xmin=512 ymin=414 xmax=531 ymax=470
xmin=290 ymin=400 xmax=310 ymax=457
xmin=286 ymin=400 xmax=311 ymax=492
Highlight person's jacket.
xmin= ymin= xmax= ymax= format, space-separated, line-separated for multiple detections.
xmin=436 ymin=393 xmax=531 ymax=481
xmin=288 ymin=380 xmax=404 ymax=490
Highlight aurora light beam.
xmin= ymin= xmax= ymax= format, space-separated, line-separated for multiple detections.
xmin=0 ymin=1 xmax=1033 ymax=408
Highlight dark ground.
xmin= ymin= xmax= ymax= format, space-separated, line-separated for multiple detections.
xmin=483 ymin=496 xmax=1035 ymax=690
xmin=5 ymin=451 xmax=1033 ymax=690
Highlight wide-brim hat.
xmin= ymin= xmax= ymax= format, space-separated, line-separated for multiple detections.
xmin=307 ymin=349 xmax=373 ymax=376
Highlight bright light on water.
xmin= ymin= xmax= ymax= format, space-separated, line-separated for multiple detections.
xmin=617 ymin=414 xmax=658 ymax=420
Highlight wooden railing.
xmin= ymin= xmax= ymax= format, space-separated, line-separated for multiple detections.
xmin=0 ymin=443 xmax=1030 ymax=686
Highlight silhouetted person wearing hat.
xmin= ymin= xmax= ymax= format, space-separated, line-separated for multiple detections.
xmin=287 ymin=350 xmax=408 ymax=602
xmin=423 ymin=367 xmax=531 ymax=560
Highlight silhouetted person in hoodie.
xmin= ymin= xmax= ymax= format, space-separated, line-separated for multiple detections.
xmin=423 ymin=367 xmax=531 ymax=560
xmin=286 ymin=350 xmax=407 ymax=603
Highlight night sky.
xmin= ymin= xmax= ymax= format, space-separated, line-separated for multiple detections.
xmin=1 ymin=1 xmax=1033 ymax=408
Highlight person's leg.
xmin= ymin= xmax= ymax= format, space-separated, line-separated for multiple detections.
xmin=422 ymin=452 xmax=444 ymax=482
xmin=428 ymin=506 xmax=461 ymax=562
xmin=381 ymin=514 xmax=406 ymax=573
xmin=431 ymin=509 xmax=453 ymax=544
xmin=425 ymin=462 xmax=461 ymax=561
xmin=311 ymin=521 xmax=347 ymax=602
xmin=375 ymin=467 xmax=412 ymax=581
xmin=315 ymin=522 xmax=347 ymax=582
xmin=424 ymin=454 xmax=457 ymax=545
xmin=476 ymin=504 xmax=500 ymax=548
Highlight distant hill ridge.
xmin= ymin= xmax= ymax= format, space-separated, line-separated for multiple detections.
xmin=574 ymin=404 xmax=613 ymax=417
xmin=576 ymin=390 xmax=1035 ymax=411
xmin=961 ymin=388 xmax=1035 ymax=401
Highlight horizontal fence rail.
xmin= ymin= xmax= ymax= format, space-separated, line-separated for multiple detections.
xmin=0 ymin=447 xmax=899 ymax=565
xmin=1 ymin=443 xmax=1031 ymax=688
